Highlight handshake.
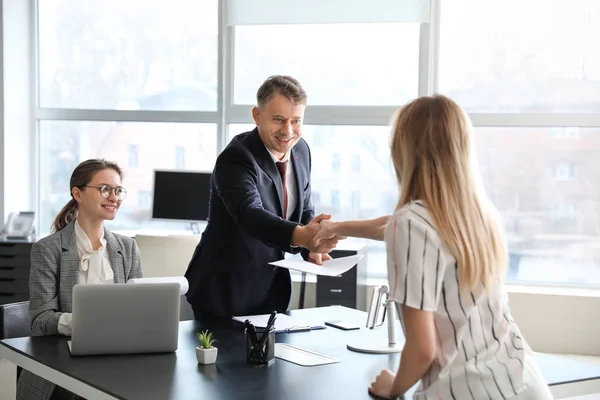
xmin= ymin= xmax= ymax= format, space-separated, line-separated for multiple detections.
xmin=291 ymin=214 xmax=346 ymax=265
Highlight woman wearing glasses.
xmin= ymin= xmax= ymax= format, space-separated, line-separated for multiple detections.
xmin=18 ymin=159 xmax=142 ymax=400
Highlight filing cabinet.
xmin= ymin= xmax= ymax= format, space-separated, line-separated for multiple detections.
xmin=0 ymin=241 xmax=33 ymax=305
xmin=316 ymin=244 xmax=368 ymax=311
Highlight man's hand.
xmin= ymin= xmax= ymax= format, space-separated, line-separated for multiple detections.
xmin=292 ymin=214 xmax=343 ymax=253
xmin=308 ymin=252 xmax=332 ymax=265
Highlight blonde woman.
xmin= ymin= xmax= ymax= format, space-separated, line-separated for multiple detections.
xmin=314 ymin=96 xmax=552 ymax=399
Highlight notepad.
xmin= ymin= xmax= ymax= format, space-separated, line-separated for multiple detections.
xmin=232 ymin=313 xmax=325 ymax=333
xmin=269 ymin=254 xmax=363 ymax=276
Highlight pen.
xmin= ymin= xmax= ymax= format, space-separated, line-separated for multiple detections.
xmin=245 ymin=319 xmax=259 ymax=343
xmin=246 ymin=319 xmax=258 ymax=346
xmin=285 ymin=326 xmax=311 ymax=333
xmin=258 ymin=311 xmax=277 ymax=348
xmin=265 ymin=311 xmax=277 ymax=332
xmin=245 ymin=319 xmax=263 ymax=359
xmin=282 ymin=325 xmax=326 ymax=333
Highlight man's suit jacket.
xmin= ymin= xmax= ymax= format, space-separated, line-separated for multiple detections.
xmin=17 ymin=220 xmax=142 ymax=400
xmin=185 ymin=128 xmax=315 ymax=318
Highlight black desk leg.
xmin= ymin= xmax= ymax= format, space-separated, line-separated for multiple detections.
xmin=299 ymin=272 xmax=307 ymax=309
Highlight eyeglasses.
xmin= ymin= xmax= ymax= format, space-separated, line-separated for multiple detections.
xmin=84 ymin=185 xmax=128 ymax=201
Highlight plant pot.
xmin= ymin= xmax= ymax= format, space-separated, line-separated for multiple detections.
xmin=196 ymin=346 xmax=218 ymax=364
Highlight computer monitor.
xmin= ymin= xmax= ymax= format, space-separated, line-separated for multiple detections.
xmin=151 ymin=170 xmax=211 ymax=227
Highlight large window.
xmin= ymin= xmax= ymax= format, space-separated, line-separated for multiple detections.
xmin=233 ymin=23 xmax=419 ymax=106
xmin=38 ymin=0 xmax=218 ymax=110
xmin=437 ymin=0 xmax=600 ymax=286
xmin=228 ymin=123 xmax=600 ymax=284
xmin=439 ymin=0 xmax=600 ymax=113
xmin=36 ymin=0 xmax=220 ymax=236
xmin=28 ymin=0 xmax=600 ymax=286
xmin=475 ymin=127 xmax=600 ymax=285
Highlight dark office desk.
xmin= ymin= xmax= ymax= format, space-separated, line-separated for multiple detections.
xmin=2 ymin=306 xmax=600 ymax=399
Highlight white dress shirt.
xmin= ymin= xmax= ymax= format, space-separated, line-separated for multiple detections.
xmin=57 ymin=219 xmax=114 ymax=336
xmin=265 ymin=147 xmax=298 ymax=219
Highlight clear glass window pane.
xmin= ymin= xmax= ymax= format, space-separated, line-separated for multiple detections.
xmin=439 ymin=0 xmax=600 ymax=113
xmin=351 ymin=154 xmax=361 ymax=173
xmin=38 ymin=0 xmax=218 ymax=110
xmin=39 ymin=121 xmax=217 ymax=233
xmin=332 ymin=153 xmax=341 ymax=172
xmin=230 ymin=124 xmax=600 ymax=285
xmin=351 ymin=190 xmax=361 ymax=210
xmin=175 ymin=146 xmax=186 ymax=170
xmin=477 ymin=127 xmax=599 ymax=284
xmin=330 ymin=190 xmax=341 ymax=209
xmin=128 ymin=145 xmax=138 ymax=168
xmin=233 ymin=23 xmax=420 ymax=106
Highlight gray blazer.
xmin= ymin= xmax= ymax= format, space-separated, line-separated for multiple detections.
xmin=17 ymin=220 xmax=142 ymax=400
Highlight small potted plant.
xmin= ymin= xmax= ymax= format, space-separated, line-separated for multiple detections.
xmin=196 ymin=330 xmax=218 ymax=364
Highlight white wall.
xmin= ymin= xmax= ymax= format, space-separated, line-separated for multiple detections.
xmin=508 ymin=288 xmax=600 ymax=356
xmin=291 ymin=281 xmax=600 ymax=356
xmin=2 ymin=0 xmax=34 ymax=222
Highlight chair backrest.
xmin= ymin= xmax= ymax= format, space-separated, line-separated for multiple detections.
xmin=0 ymin=301 xmax=31 ymax=339
xmin=135 ymin=235 xmax=200 ymax=278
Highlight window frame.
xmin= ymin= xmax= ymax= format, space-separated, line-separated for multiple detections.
xmin=26 ymin=0 xmax=600 ymax=286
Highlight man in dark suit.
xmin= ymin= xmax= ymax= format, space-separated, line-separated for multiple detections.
xmin=185 ymin=76 xmax=340 ymax=318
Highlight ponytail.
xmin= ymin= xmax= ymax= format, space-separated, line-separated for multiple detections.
xmin=52 ymin=199 xmax=78 ymax=233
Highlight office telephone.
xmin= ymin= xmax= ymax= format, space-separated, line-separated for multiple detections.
xmin=0 ymin=211 xmax=36 ymax=240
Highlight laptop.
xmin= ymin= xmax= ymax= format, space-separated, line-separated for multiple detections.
xmin=68 ymin=283 xmax=180 ymax=356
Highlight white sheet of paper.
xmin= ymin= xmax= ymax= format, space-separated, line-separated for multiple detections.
xmin=127 ymin=276 xmax=189 ymax=295
xmin=268 ymin=254 xmax=363 ymax=276
xmin=232 ymin=313 xmax=314 ymax=332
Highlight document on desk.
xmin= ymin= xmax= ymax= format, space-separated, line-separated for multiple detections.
xmin=232 ymin=313 xmax=325 ymax=333
xmin=275 ymin=343 xmax=339 ymax=366
xmin=268 ymin=254 xmax=363 ymax=276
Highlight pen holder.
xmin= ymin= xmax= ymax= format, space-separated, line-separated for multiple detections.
xmin=245 ymin=327 xmax=275 ymax=366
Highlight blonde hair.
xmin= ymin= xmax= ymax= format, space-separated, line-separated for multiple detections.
xmin=390 ymin=95 xmax=507 ymax=292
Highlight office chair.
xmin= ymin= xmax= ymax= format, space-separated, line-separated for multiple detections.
xmin=0 ymin=300 xmax=30 ymax=339
xmin=135 ymin=234 xmax=200 ymax=278
xmin=0 ymin=300 xmax=31 ymax=382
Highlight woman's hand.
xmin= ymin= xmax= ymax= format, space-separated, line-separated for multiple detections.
xmin=369 ymin=369 xmax=397 ymax=399
xmin=313 ymin=219 xmax=338 ymax=246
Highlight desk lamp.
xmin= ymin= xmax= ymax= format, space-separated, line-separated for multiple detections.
xmin=347 ymin=285 xmax=403 ymax=354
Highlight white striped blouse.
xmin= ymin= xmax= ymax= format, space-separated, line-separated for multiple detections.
xmin=385 ymin=201 xmax=541 ymax=400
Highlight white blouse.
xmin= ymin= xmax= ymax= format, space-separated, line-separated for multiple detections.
xmin=57 ymin=220 xmax=114 ymax=335
xmin=385 ymin=201 xmax=546 ymax=399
